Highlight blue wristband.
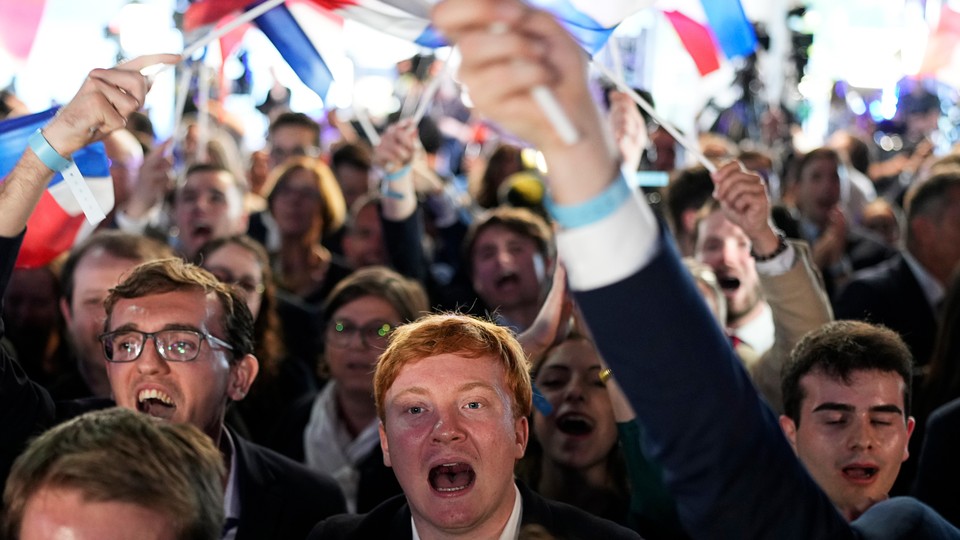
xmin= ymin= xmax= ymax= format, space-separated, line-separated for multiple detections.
xmin=28 ymin=129 xmax=72 ymax=172
xmin=544 ymin=173 xmax=632 ymax=229
xmin=382 ymin=164 xmax=411 ymax=182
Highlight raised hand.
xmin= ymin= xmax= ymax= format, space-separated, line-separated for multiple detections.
xmin=711 ymin=161 xmax=780 ymax=256
xmin=43 ymin=54 xmax=180 ymax=157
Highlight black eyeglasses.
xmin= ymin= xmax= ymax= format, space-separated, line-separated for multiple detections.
xmin=327 ymin=320 xmax=393 ymax=350
xmin=99 ymin=329 xmax=234 ymax=363
xmin=269 ymin=145 xmax=321 ymax=163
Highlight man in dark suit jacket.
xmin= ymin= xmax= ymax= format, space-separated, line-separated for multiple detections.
xmin=0 ymin=59 xmax=346 ymax=539
xmin=836 ymin=171 xmax=960 ymax=369
xmin=423 ymin=2 xmax=960 ymax=536
xmin=913 ymin=397 xmax=960 ymax=528
xmin=771 ymin=147 xmax=897 ymax=302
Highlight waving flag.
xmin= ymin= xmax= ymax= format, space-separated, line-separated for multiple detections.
xmin=186 ymin=0 xmax=343 ymax=101
xmin=660 ymin=0 xmax=757 ymax=76
xmin=186 ymin=0 xmax=653 ymax=60
xmin=0 ymin=108 xmax=113 ymax=268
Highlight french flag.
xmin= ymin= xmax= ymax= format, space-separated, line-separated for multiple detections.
xmin=0 ymin=108 xmax=113 ymax=269
xmin=185 ymin=0 xmax=654 ymax=74
xmin=660 ymin=0 xmax=757 ymax=76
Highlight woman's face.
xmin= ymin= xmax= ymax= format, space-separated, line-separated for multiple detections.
xmin=325 ymin=295 xmax=401 ymax=396
xmin=270 ymin=168 xmax=324 ymax=239
xmin=202 ymin=243 xmax=265 ymax=319
xmin=533 ymin=339 xmax=618 ymax=470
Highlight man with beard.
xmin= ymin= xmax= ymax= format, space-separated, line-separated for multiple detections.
xmin=694 ymin=172 xmax=833 ymax=411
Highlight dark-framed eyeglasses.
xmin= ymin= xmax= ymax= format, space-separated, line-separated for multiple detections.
xmin=327 ymin=320 xmax=393 ymax=350
xmin=269 ymin=145 xmax=321 ymax=164
xmin=98 ymin=329 xmax=234 ymax=363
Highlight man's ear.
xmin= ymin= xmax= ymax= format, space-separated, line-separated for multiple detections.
xmin=228 ymin=354 xmax=259 ymax=401
xmin=514 ymin=416 xmax=529 ymax=459
xmin=379 ymin=421 xmax=391 ymax=467
xmin=59 ymin=297 xmax=73 ymax=325
xmin=779 ymin=415 xmax=799 ymax=452
xmin=902 ymin=416 xmax=917 ymax=462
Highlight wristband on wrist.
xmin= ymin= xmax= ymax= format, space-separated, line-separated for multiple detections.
xmin=751 ymin=232 xmax=788 ymax=262
xmin=382 ymin=164 xmax=411 ymax=182
xmin=28 ymin=129 xmax=72 ymax=172
xmin=543 ymin=172 xmax=632 ymax=229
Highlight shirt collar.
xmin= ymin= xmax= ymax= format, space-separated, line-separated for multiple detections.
xmin=411 ymin=484 xmax=523 ymax=540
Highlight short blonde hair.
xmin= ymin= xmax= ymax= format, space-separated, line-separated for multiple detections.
xmin=374 ymin=313 xmax=532 ymax=422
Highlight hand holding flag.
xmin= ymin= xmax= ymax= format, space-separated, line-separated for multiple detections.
xmin=432 ymin=0 xmax=620 ymax=206
xmin=0 ymin=54 xmax=179 ymax=252
xmin=41 ymin=54 xmax=180 ymax=159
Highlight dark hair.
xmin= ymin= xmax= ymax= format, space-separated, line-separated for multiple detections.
xmin=323 ymin=266 xmax=429 ymax=329
xmin=331 ymin=142 xmax=372 ymax=172
xmin=665 ymin=167 xmax=714 ymax=237
xmin=181 ymin=163 xmax=247 ymax=195
xmin=472 ymin=144 xmax=525 ymax=209
xmin=781 ymin=321 xmax=913 ymax=423
xmin=796 ymin=147 xmax=840 ymax=183
xmin=463 ymin=207 xmax=554 ymax=274
xmin=269 ymin=112 xmax=321 ymax=146
xmin=195 ymin=235 xmax=283 ymax=374
xmin=904 ymin=170 xmax=960 ymax=249
xmin=61 ymin=231 xmax=175 ymax=307
xmin=104 ymin=258 xmax=255 ymax=361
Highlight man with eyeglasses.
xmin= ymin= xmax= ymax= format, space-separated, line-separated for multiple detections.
xmin=0 ymin=56 xmax=346 ymax=540
xmin=267 ymin=112 xmax=323 ymax=170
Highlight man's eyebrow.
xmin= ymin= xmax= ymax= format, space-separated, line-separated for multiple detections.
xmin=108 ymin=323 xmax=203 ymax=333
xmin=811 ymin=403 xmax=855 ymax=413
xmin=458 ymin=381 xmax=498 ymax=394
xmin=392 ymin=387 xmax=430 ymax=401
xmin=811 ymin=403 xmax=904 ymax=416
xmin=869 ymin=404 xmax=904 ymax=415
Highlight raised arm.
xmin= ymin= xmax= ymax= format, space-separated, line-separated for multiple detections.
xmin=433 ymin=2 xmax=849 ymax=538
xmin=0 ymin=54 xmax=178 ymax=237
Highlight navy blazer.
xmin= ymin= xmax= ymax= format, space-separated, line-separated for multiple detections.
xmin=572 ymin=229 xmax=958 ymax=539
xmin=913 ymin=397 xmax=960 ymax=528
xmin=835 ymin=254 xmax=938 ymax=366
xmin=232 ymin=430 xmax=347 ymax=540
xmin=308 ymin=481 xmax=641 ymax=540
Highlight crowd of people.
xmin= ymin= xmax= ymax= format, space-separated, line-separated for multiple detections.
xmin=2 ymin=0 xmax=960 ymax=538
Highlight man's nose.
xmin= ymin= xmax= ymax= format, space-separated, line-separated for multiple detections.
xmin=431 ymin=407 xmax=466 ymax=443
xmin=848 ymin=418 xmax=877 ymax=451
xmin=136 ymin=338 xmax=170 ymax=375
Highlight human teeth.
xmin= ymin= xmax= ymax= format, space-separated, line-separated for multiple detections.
xmin=138 ymin=389 xmax=173 ymax=405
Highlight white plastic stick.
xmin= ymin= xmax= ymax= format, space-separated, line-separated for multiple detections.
xmin=143 ymin=0 xmax=286 ymax=78
xmin=354 ymin=107 xmax=381 ymax=147
xmin=411 ymin=56 xmax=451 ymax=125
xmin=592 ymin=60 xmax=715 ymax=172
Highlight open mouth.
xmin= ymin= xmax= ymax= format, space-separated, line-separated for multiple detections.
xmin=137 ymin=388 xmax=177 ymax=420
xmin=556 ymin=413 xmax=594 ymax=436
xmin=717 ymin=275 xmax=740 ymax=291
xmin=842 ymin=466 xmax=878 ymax=482
xmin=191 ymin=224 xmax=213 ymax=240
xmin=429 ymin=463 xmax=476 ymax=493
xmin=494 ymin=273 xmax=520 ymax=288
